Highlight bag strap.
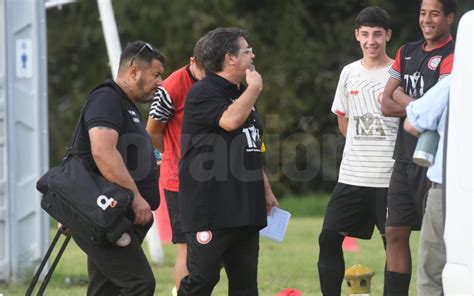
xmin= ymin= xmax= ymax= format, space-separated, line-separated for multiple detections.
xmin=63 ymin=98 xmax=93 ymax=159
xmin=65 ymin=110 xmax=83 ymax=154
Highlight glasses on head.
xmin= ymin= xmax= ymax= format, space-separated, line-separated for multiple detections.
xmin=129 ymin=43 xmax=154 ymax=66
xmin=240 ymin=47 xmax=253 ymax=55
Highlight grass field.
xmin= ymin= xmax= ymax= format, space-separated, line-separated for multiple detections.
xmin=0 ymin=195 xmax=420 ymax=295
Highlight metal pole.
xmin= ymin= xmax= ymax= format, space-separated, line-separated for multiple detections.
xmin=97 ymin=0 xmax=121 ymax=79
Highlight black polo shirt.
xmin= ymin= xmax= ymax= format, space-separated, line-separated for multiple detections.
xmin=179 ymin=72 xmax=267 ymax=232
xmin=75 ymin=80 xmax=160 ymax=210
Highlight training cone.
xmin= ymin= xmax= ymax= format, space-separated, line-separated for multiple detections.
xmin=275 ymin=288 xmax=302 ymax=296
xmin=342 ymin=236 xmax=359 ymax=252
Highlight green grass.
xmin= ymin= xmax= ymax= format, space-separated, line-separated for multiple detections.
xmin=0 ymin=195 xmax=420 ymax=295
xmin=278 ymin=193 xmax=331 ymax=217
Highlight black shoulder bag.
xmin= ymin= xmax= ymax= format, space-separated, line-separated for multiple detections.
xmin=36 ymin=103 xmax=134 ymax=245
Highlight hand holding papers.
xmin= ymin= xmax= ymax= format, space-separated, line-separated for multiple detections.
xmin=260 ymin=207 xmax=291 ymax=242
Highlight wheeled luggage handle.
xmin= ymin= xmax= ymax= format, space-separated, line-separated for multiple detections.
xmin=26 ymin=227 xmax=71 ymax=296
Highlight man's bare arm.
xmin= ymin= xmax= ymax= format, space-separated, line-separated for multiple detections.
xmin=392 ymin=86 xmax=415 ymax=109
xmin=219 ymin=69 xmax=262 ymax=131
xmin=89 ymin=126 xmax=152 ymax=225
xmin=146 ymin=117 xmax=166 ymax=151
xmin=381 ymin=77 xmax=407 ymax=117
xmin=337 ymin=116 xmax=348 ymax=137
xmin=263 ymin=170 xmax=279 ymax=215
xmin=403 ymin=117 xmax=420 ymax=137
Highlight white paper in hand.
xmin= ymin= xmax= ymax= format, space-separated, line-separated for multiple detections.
xmin=260 ymin=207 xmax=291 ymax=242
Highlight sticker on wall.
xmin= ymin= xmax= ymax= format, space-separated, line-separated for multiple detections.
xmin=16 ymin=39 xmax=33 ymax=79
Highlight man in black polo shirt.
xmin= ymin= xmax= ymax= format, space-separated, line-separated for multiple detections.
xmin=73 ymin=41 xmax=165 ymax=295
xmin=178 ymin=27 xmax=279 ymax=295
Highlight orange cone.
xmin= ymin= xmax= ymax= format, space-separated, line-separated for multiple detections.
xmin=275 ymin=288 xmax=302 ymax=296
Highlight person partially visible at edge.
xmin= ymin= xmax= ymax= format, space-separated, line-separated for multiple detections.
xmin=404 ymin=76 xmax=451 ymax=296
xmin=381 ymin=0 xmax=456 ymax=294
xmin=317 ymin=6 xmax=397 ymax=295
xmin=146 ymin=36 xmax=206 ymax=292
xmin=72 ymin=40 xmax=165 ymax=295
xmin=178 ymin=27 xmax=279 ymax=295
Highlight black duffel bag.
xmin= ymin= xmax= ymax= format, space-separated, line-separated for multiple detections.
xmin=37 ymin=103 xmax=134 ymax=245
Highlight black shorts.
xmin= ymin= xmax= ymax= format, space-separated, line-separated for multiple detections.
xmin=385 ymin=161 xmax=430 ymax=230
xmin=164 ymin=189 xmax=185 ymax=243
xmin=322 ymin=183 xmax=387 ymax=239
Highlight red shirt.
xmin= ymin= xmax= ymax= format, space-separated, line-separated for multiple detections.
xmin=150 ymin=66 xmax=197 ymax=191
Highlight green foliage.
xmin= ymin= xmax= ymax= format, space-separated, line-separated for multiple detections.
xmin=46 ymin=0 xmax=473 ymax=193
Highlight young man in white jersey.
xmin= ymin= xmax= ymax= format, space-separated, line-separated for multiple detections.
xmin=317 ymin=6 xmax=398 ymax=295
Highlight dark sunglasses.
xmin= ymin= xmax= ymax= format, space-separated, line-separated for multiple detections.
xmin=129 ymin=43 xmax=154 ymax=66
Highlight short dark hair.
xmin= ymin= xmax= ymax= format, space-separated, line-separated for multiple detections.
xmin=420 ymin=0 xmax=458 ymax=15
xmin=119 ymin=40 xmax=166 ymax=70
xmin=355 ymin=6 xmax=391 ymax=31
xmin=201 ymin=27 xmax=249 ymax=73
xmin=193 ymin=36 xmax=206 ymax=67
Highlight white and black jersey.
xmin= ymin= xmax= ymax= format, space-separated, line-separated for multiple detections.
xmin=389 ymin=37 xmax=454 ymax=163
xmin=332 ymin=60 xmax=399 ymax=188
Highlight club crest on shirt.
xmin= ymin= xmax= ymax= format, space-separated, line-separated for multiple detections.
xmin=196 ymin=231 xmax=212 ymax=244
xmin=428 ymin=55 xmax=442 ymax=70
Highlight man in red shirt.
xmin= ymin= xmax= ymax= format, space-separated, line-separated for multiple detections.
xmin=147 ymin=37 xmax=206 ymax=291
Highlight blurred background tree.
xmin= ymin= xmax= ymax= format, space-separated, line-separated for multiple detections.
xmin=46 ymin=0 xmax=472 ymax=196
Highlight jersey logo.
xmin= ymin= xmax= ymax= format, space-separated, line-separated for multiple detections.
xmin=349 ymin=90 xmax=359 ymax=95
xmin=403 ymin=71 xmax=425 ymax=98
xmin=196 ymin=231 xmax=212 ymax=244
xmin=242 ymin=124 xmax=262 ymax=152
xmin=404 ymin=56 xmax=412 ymax=60
xmin=97 ymin=195 xmax=117 ymax=211
xmin=354 ymin=113 xmax=387 ymax=140
xmin=428 ymin=55 xmax=442 ymax=70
